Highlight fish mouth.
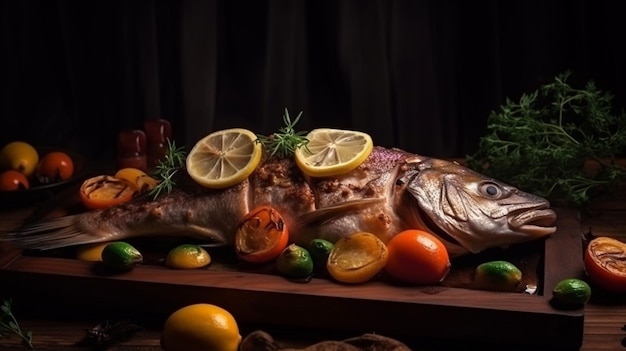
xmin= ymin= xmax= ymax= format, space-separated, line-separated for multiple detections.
xmin=509 ymin=208 xmax=557 ymax=237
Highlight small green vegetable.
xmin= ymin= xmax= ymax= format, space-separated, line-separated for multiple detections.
xmin=255 ymin=108 xmax=310 ymax=158
xmin=467 ymin=71 xmax=626 ymax=208
xmin=474 ymin=260 xmax=523 ymax=292
xmin=552 ymin=278 xmax=591 ymax=308
xmin=0 ymin=298 xmax=34 ymax=349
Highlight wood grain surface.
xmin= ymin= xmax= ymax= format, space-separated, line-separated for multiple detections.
xmin=1 ymin=192 xmax=626 ymax=351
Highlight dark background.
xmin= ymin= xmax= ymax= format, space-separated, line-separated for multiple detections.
xmin=2 ymin=0 xmax=625 ymax=162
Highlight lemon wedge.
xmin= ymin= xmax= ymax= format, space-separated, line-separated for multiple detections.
xmin=186 ymin=128 xmax=263 ymax=189
xmin=294 ymin=128 xmax=373 ymax=177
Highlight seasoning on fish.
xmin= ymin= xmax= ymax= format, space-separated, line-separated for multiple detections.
xmin=1 ymin=145 xmax=558 ymax=258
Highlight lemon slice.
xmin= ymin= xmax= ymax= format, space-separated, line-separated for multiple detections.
xmin=294 ymin=128 xmax=373 ymax=177
xmin=186 ymin=128 xmax=263 ymax=189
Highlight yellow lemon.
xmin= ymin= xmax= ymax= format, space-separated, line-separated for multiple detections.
xmin=75 ymin=242 xmax=110 ymax=262
xmin=161 ymin=303 xmax=242 ymax=351
xmin=327 ymin=232 xmax=388 ymax=284
xmin=165 ymin=244 xmax=211 ymax=269
xmin=1 ymin=141 xmax=39 ymax=177
xmin=186 ymin=128 xmax=262 ymax=189
xmin=114 ymin=167 xmax=159 ymax=192
xmin=294 ymin=128 xmax=373 ymax=177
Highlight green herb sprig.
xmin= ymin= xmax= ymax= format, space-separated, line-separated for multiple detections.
xmin=467 ymin=71 xmax=626 ymax=208
xmin=149 ymin=139 xmax=187 ymax=200
xmin=256 ymin=108 xmax=309 ymax=158
xmin=0 ymin=299 xmax=33 ymax=349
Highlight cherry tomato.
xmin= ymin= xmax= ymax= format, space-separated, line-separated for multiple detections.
xmin=584 ymin=236 xmax=626 ymax=293
xmin=0 ymin=170 xmax=30 ymax=191
xmin=36 ymin=151 xmax=74 ymax=184
xmin=235 ymin=206 xmax=289 ymax=263
xmin=79 ymin=175 xmax=136 ymax=210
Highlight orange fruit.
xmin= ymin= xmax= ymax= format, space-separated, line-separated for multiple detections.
xmin=235 ymin=206 xmax=289 ymax=263
xmin=584 ymin=236 xmax=626 ymax=293
xmin=161 ymin=303 xmax=241 ymax=351
xmin=326 ymin=232 xmax=388 ymax=284
xmin=385 ymin=229 xmax=451 ymax=285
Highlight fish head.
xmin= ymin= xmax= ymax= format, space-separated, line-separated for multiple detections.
xmin=405 ymin=158 xmax=557 ymax=257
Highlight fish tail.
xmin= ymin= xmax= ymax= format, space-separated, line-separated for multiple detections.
xmin=2 ymin=215 xmax=105 ymax=250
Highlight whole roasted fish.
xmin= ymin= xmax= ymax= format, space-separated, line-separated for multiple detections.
xmin=1 ymin=146 xmax=557 ymax=257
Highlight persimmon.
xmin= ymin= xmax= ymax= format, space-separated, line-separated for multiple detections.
xmin=234 ymin=206 xmax=289 ymax=263
xmin=385 ymin=229 xmax=451 ymax=285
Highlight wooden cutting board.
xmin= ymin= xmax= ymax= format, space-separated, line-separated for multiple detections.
xmin=0 ymin=207 xmax=584 ymax=350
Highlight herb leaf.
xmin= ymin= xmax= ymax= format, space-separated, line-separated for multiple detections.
xmin=467 ymin=71 xmax=626 ymax=208
xmin=149 ymin=139 xmax=187 ymax=200
xmin=256 ymin=108 xmax=309 ymax=158
xmin=0 ymin=298 xmax=34 ymax=349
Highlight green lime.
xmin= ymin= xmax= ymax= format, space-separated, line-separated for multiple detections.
xmin=474 ymin=260 xmax=522 ymax=292
xmin=307 ymin=238 xmax=334 ymax=269
xmin=165 ymin=244 xmax=211 ymax=269
xmin=275 ymin=244 xmax=314 ymax=278
xmin=552 ymin=278 xmax=591 ymax=307
xmin=101 ymin=241 xmax=143 ymax=272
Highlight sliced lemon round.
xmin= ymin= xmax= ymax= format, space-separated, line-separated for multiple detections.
xmin=294 ymin=128 xmax=373 ymax=177
xmin=186 ymin=128 xmax=263 ymax=189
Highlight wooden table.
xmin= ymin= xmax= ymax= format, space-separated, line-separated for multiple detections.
xmin=1 ymin=193 xmax=626 ymax=351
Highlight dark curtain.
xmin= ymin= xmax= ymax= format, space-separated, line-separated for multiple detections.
xmin=1 ymin=0 xmax=625 ymax=163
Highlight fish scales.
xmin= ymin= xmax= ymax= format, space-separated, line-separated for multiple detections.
xmin=1 ymin=146 xmax=557 ymax=257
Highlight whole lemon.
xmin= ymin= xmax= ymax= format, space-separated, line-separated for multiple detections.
xmin=1 ymin=141 xmax=39 ymax=177
xmin=161 ymin=303 xmax=242 ymax=351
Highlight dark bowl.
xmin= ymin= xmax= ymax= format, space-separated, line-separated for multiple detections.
xmin=0 ymin=147 xmax=87 ymax=210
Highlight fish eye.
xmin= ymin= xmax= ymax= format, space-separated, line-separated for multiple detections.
xmin=479 ymin=182 xmax=502 ymax=198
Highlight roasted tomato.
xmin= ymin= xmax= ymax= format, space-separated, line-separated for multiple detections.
xmin=0 ymin=170 xmax=30 ymax=191
xmin=584 ymin=236 xmax=626 ymax=293
xmin=234 ymin=206 xmax=289 ymax=263
xmin=36 ymin=151 xmax=74 ymax=184
xmin=79 ymin=175 xmax=135 ymax=210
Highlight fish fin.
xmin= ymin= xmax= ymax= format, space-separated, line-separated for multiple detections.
xmin=442 ymin=179 xmax=468 ymax=221
xmin=1 ymin=215 xmax=105 ymax=250
xmin=294 ymin=198 xmax=385 ymax=228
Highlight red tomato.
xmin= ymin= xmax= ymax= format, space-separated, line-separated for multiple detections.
xmin=36 ymin=151 xmax=74 ymax=184
xmin=584 ymin=236 xmax=626 ymax=293
xmin=234 ymin=206 xmax=289 ymax=263
xmin=0 ymin=170 xmax=30 ymax=191
xmin=79 ymin=175 xmax=136 ymax=210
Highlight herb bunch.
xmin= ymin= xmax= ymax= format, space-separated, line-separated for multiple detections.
xmin=466 ymin=71 xmax=626 ymax=208
xmin=0 ymin=299 xmax=33 ymax=349
xmin=256 ymin=108 xmax=309 ymax=158
xmin=149 ymin=139 xmax=187 ymax=200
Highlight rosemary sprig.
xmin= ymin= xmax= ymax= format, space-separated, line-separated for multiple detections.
xmin=149 ymin=139 xmax=187 ymax=200
xmin=467 ymin=71 xmax=626 ymax=208
xmin=256 ymin=108 xmax=309 ymax=158
xmin=0 ymin=299 xmax=33 ymax=349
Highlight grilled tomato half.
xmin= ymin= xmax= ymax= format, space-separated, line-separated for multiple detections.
xmin=584 ymin=236 xmax=626 ymax=293
xmin=79 ymin=175 xmax=135 ymax=210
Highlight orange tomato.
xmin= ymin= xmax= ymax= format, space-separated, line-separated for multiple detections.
xmin=79 ymin=175 xmax=135 ymax=210
xmin=584 ymin=236 xmax=626 ymax=293
xmin=0 ymin=170 xmax=30 ymax=191
xmin=36 ymin=151 xmax=74 ymax=183
xmin=384 ymin=229 xmax=451 ymax=285
xmin=234 ymin=206 xmax=289 ymax=263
